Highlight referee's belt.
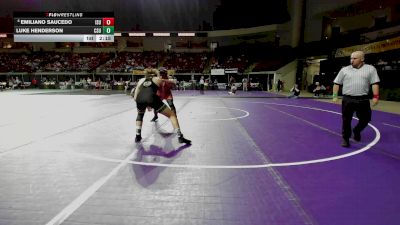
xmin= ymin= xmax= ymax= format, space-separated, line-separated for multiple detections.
xmin=343 ymin=95 xmax=369 ymax=100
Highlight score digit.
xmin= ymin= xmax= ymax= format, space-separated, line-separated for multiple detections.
xmin=102 ymin=18 xmax=114 ymax=26
xmin=102 ymin=26 xmax=114 ymax=34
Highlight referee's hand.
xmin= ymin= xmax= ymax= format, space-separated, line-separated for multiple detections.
xmin=372 ymin=98 xmax=379 ymax=106
xmin=332 ymin=93 xmax=339 ymax=103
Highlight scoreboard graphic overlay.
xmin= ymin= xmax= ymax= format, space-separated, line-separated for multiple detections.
xmin=13 ymin=12 xmax=114 ymax=42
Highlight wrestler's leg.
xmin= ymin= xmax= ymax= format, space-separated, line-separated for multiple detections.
xmin=166 ymin=99 xmax=176 ymax=114
xmin=151 ymin=111 xmax=158 ymax=122
xmin=135 ymin=108 xmax=145 ymax=142
xmin=158 ymin=106 xmax=191 ymax=144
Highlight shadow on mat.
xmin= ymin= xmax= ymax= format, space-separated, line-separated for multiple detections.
xmin=130 ymin=134 xmax=191 ymax=187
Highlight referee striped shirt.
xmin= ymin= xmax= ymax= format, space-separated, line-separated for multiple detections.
xmin=334 ymin=64 xmax=380 ymax=96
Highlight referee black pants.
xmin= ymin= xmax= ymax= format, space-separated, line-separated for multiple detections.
xmin=341 ymin=96 xmax=371 ymax=140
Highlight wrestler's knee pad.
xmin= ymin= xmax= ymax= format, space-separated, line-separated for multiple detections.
xmin=136 ymin=111 xmax=145 ymax=121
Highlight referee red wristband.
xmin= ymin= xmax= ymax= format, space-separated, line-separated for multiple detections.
xmin=373 ymin=95 xmax=379 ymax=99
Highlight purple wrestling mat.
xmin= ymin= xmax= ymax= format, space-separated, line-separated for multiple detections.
xmin=0 ymin=90 xmax=399 ymax=225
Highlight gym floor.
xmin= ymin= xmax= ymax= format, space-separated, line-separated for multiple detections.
xmin=1 ymin=90 xmax=399 ymax=225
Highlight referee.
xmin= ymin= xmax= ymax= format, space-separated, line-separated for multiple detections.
xmin=332 ymin=50 xmax=380 ymax=147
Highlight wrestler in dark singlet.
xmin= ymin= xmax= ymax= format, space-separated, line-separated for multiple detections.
xmin=133 ymin=68 xmax=191 ymax=144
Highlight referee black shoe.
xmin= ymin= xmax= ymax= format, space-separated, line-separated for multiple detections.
xmin=178 ymin=136 xmax=191 ymax=145
xmin=341 ymin=138 xmax=350 ymax=147
xmin=353 ymin=130 xmax=361 ymax=142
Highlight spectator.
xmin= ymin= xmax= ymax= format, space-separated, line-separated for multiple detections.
xmin=242 ymin=77 xmax=248 ymax=91
xmin=31 ymin=77 xmax=37 ymax=88
xmin=199 ymin=76 xmax=205 ymax=94
xmin=228 ymin=83 xmax=237 ymax=95
xmin=313 ymin=82 xmax=326 ymax=97
xmin=288 ymin=84 xmax=300 ymax=99
xmin=213 ymin=79 xmax=218 ymax=90
xmin=277 ymin=79 xmax=283 ymax=92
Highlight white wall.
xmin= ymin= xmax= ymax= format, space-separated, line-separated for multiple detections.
xmin=305 ymin=60 xmax=322 ymax=87
xmin=276 ymin=60 xmax=298 ymax=91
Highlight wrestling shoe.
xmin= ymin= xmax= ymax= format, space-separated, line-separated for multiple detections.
xmin=135 ymin=135 xmax=142 ymax=143
xmin=341 ymin=138 xmax=350 ymax=147
xmin=178 ymin=136 xmax=191 ymax=145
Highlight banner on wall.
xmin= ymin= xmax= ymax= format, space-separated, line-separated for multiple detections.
xmin=132 ymin=69 xmax=175 ymax=76
xmin=132 ymin=69 xmax=145 ymax=75
xmin=224 ymin=68 xmax=238 ymax=74
xmin=211 ymin=68 xmax=225 ymax=75
xmin=335 ymin=36 xmax=400 ymax=58
xmin=167 ymin=69 xmax=175 ymax=76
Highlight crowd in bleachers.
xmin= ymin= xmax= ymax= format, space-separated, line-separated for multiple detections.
xmin=0 ymin=48 xmax=293 ymax=93
xmin=0 ymin=42 xmax=299 ymax=94
xmin=163 ymin=53 xmax=208 ymax=73
xmin=0 ymin=54 xmax=33 ymax=72
xmin=211 ymin=54 xmax=249 ymax=73
xmin=0 ymin=51 xmax=259 ymax=74
xmin=99 ymin=52 xmax=165 ymax=72
xmin=98 ymin=51 xmax=210 ymax=73
xmin=0 ymin=52 xmax=110 ymax=72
